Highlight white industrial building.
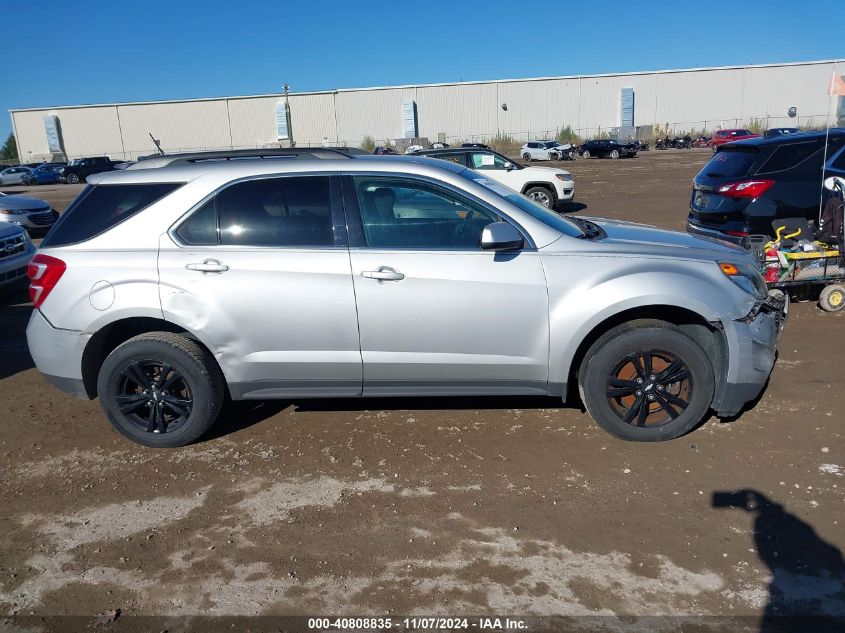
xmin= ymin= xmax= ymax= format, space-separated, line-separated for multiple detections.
xmin=8 ymin=59 xmax=844 ymax=163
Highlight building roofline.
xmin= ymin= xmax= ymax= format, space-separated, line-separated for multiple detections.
xmin=9 ymin=58 xmax=845 ymax=114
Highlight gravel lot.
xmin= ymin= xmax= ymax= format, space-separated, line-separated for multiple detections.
xmin=0 ymin=150 xmax=843 ymax=631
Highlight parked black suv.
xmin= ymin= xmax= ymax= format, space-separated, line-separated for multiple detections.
xmin=59 ymin=157 xmax=120 ymax=184
xmin=578 ymin=139 xmax=638 ymax=159
xmin=687 ymin=129 xmax=845 ymax=242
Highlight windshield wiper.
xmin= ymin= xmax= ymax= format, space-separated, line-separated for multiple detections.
xmin=570 ymin=216 xmax=604 ymax=239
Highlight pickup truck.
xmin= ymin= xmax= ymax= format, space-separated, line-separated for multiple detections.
xmin=59 ymin=157 xmax=120 ymax=184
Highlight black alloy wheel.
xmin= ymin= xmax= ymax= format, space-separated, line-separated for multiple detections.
xmin=116 ymin=360 xmax=193 ymax=434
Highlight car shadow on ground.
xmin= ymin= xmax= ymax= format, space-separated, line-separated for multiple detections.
xmin=712 ymin=489 xmax=845 ymax=632
xmin=205 ymin=394 xmax=572 ymax=442
xmin=559 ymin=202 xmax=588 ymax=213
xmin=0 ymin=283 xmax=34 ymax=380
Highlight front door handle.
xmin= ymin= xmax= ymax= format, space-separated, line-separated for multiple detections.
xmin=361 ymin=266 xmax=404 ymax=281
xmin=186 ymin=259 xmax=229 ymax=273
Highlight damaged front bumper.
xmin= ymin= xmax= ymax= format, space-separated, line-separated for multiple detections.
xmin=713 ymin=290 xmax=788 ymax=418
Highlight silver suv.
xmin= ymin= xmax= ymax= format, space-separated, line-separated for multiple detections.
xmin=26 ymin=149 xmax=786 ymax=447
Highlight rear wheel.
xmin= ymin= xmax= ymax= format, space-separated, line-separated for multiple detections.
xmin=522 ymin=152 xmax=532 ymax=162
xmin=97 ymin=332 xmax=225 ymax=447
xmin=820 ymin=284 xmax=845 ymax=312
xmin=578 ymin=321 xmax=715 ymax=441
xmin=525 ymin=186 xmax=555 ymax=208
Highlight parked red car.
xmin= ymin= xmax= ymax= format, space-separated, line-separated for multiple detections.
xmin=709 ymin=129 xmax=760 ymax=150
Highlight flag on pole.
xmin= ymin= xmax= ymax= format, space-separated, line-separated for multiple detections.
xmin=828 ymin=71 xmax=845 ymax=96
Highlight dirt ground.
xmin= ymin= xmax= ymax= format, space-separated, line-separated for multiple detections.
xmin=0 ymin=150 xmax=843 ymax=632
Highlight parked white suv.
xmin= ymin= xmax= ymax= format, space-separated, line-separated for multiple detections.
xmin=520 ymin=141 xmax=562 ymax=162
xmin=418 ymin=148 xmax=574 ymax=208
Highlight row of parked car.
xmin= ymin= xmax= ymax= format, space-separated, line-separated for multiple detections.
xmin=0 ymin=156 xmax=133 ymax=187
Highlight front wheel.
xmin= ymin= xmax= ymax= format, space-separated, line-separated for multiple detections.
xmin=582 ymin=150 xmax=591 ymax=159
xmin=578 ymin=321 xmax=715 ymax=441
xmin=97 ymin=332 xmax=226 ymax=447
xmin=66 ymin=173 xmax=80 ymax=184
xmin=609 ymin=149 xmax=620 ymax=159
xmin=524 ymin=186 xmax=555 ymax=208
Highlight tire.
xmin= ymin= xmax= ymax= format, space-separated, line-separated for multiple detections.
xmin=578 ymin=320 xmax=715 ymax=442
xmin=524 ymin=186 xmax=555 ymax=209
xmin=609 ymin=149 xmax=620 ymax=159
xmin=522 ymin=153 xmax=532 ymax=162
xmin=66 ymin=173 xmax=80 ymax=184
xmin=819 ymin=284 xmax=845 ymax=312
xmin=582 ymin=150 xmax=591 ymax=159
xmin=97 ymin=332 xmax=226 ymax=447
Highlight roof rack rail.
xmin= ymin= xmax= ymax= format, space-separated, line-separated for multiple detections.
xmin=133 ymin=146 xmax=366 ymax=168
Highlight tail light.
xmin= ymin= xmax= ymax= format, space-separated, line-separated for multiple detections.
xmin=27 ymin=254 xmax=66 ymax=308
xmin=717 ymin=179 xmax=774 ymax=199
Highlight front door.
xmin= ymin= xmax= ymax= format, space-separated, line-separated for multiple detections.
xmin=158 ymin=174 xmax=362 ymax=399
xmin=343 ymin=174 xmax=550 ymax=396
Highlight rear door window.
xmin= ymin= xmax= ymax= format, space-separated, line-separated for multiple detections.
xmin=42 ymin=183 xmax=183 ymax=247
xmin=758 ymin=141 xmax=824 ymax=174
xmin=702 ymin=148 xmax=759 ymax=179
xmin=831 ymin=147 xmax=845 ymax=171
xmin=175 ymin=176 xmax=335 ymax=248
xmin=431 ymin=153 xmax=467 ymax=166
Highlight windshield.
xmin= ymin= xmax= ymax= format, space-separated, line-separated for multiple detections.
xmin=468 ymin=176 xmax=583 ymax=237
xmin=68 ymin=159 xmax=83 ymax=166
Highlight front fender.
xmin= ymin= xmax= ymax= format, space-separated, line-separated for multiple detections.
xmin=543 ymin=257 xmax=751 ymax=391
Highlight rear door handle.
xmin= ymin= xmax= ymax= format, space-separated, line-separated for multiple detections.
xmin=361 ymin=266 xmax=404 ymax=281
xmin=186 ymin=259 xmax=229 ymax=273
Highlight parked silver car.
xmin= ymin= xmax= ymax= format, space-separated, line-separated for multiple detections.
xmin=0 ymin=166 xmax=33 ymax=186
xmin=0 ymin=222 xmax=35 ymax=289
xmin=0 ymin=192 xmax=59 ymax=232
xmin=26 ymin=150 xmax=786 ymax=447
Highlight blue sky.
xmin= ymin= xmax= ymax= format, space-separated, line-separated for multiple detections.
xmin=3 ymin=0 xmax=844 ymax=142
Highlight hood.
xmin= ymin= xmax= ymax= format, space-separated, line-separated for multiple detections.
xmin=0 ymin=194 xmax=51 ymax=211
xmin=522 ymin=165 xmax=571 ymax=176
xmin=576 ymin=217 xmax=750 ymax=262
xmin=0 ymin=221 xmax=26 ymax=239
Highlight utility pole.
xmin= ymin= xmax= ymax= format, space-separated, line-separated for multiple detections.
xmin=283 ymin=83 xmax=295 ymax=148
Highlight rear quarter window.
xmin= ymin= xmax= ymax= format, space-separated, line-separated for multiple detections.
xmin=41 ymin=183 xmax=182 ymax=247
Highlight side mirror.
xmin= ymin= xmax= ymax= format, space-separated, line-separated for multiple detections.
xmin=503 ymin=162 xmax=514 ymax=171
xmin=824 ymin=176 xmax=845 ymax=192
xmin=481 ymin=222 xmax=524 ymax=251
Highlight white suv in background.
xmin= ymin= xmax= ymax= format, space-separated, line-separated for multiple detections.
xmin=520 ymin=141 xmax=562 ymax=162
xmin=418 ymin=147 xmax=574 ymax=208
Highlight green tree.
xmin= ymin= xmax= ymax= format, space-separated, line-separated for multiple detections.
xmin=360 ymin=135 xmax=376 ymax=153
xmin=0 ymin=133 xmax=18 ymax=161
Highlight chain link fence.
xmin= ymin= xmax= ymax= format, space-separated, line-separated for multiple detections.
xmin=5 ymin=113 xmax=840 ymax=165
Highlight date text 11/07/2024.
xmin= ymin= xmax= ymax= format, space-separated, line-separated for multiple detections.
xmin=307 ymin=617 xmax=528 ymax=630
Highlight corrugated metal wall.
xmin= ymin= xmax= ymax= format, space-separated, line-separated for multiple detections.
xmin=10 ymin=60 xmax=842 ymax=161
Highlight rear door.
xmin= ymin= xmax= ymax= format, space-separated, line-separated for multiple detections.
xmin=342 ymin=174 xmax=549 ymax=396
xmin=159 ymin=174 xmax=362 ymax=398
